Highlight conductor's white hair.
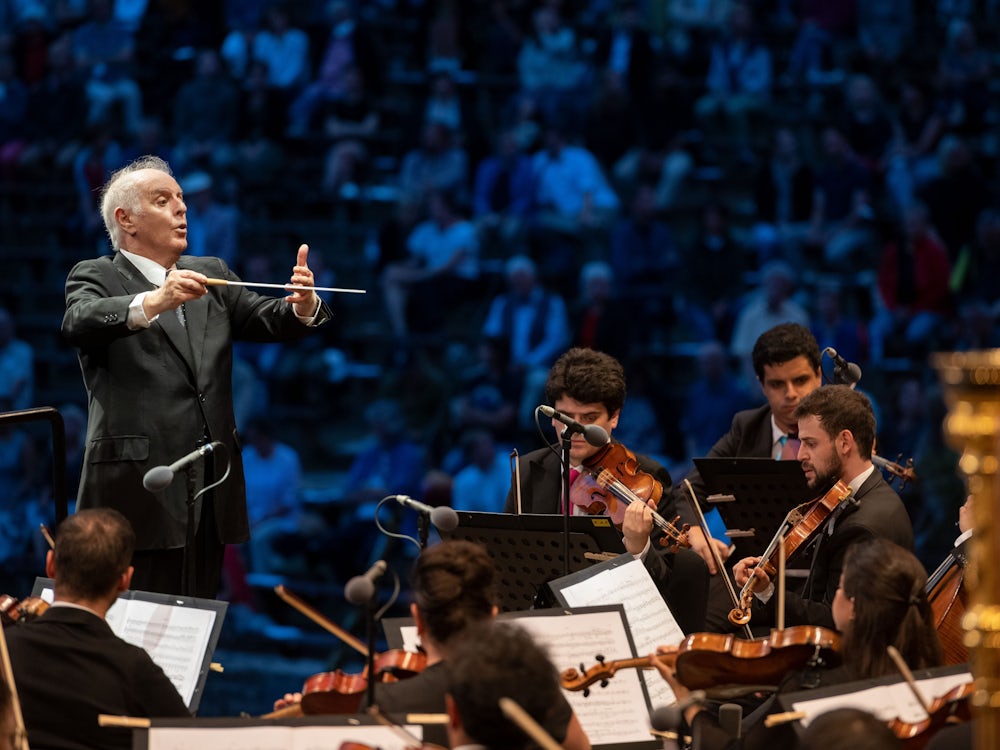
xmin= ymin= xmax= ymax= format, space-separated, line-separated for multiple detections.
xmin=100 ymin=155 xmax=174 ymax=251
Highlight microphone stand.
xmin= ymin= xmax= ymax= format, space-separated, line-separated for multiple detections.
xmin=182 ymin=468 xmax=198 ymax=598
xmin=561 ymin=429 xmax=572 ymax=577
xmin=364 ymin=596 xmax=378 ymax=710
xmin=417 ymin=511 xmax=430 ymax=551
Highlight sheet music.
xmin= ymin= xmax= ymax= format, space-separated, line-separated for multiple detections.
xmin=553 ymin=556 xmax=682 ymax=708
xmin=790 ymin=671 xmax=972 ymax=726
xmin=147 ymin=723 xmax=422 ymax=750
xmin=507 ymin=609 xmax=656 ymax=747
xmin=107 ymin=599 xmax=217 ymax=706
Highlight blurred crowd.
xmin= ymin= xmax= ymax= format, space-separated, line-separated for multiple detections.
xmin=1 ymin=0 xmax=993 ymax=599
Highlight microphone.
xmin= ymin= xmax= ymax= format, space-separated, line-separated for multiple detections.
xmin=649 ymin=690 xmax=708 ymax=732
xmin=538 ymin=405 xmax=609 ymax=447
xmin=142 ymin=441 xmax=224 ymax=491
xmin=392 ymin=495 xmax=460 ymax=532
xmin=344 ymin=560 xmax=388 ymax=605
xmin=824 ymin=347 xmax=862 ymax=386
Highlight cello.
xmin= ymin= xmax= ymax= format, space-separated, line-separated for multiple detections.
xmin=925 ymin=545 xmax=969 ymax=666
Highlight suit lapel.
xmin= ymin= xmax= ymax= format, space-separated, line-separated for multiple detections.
xmin=176 ymin=257 xmax=208 ymax=376
xmin=113 ymin=253 xmax=197 ymax=378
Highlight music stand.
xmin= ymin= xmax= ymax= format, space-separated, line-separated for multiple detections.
xmin=440 ymin=511 xmax=625 ymax=611
xmin=693 ymin=458 xmax=814 ymax=561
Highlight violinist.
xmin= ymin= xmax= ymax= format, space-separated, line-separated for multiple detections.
xmin=5 ymin=509 xmax=189 ymax=750
xmin=671 ymin=323 xmax=824 ymax=575
xmin=652 ymin=538 xmax=942 ymax=749
xmin=275 ymin=541 xmax=591 ymax=750
xmin=503 ymin=347 xmax=709 ymax=634
xmin=732 ymin=385 xmax=913 ymax=630
xmin=446 ymin=622 xmax=576 ymax=750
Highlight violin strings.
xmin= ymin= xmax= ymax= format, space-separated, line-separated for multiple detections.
xmin=601 ymin=473 xmax=683 ymax=542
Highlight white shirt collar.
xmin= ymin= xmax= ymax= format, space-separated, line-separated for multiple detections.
xmin=770 ymin=413 xmax=795 ymax=456
xmin=846 ymin=464 xmax=877 ymax=496
xmin=119 ymin=248 xmax=172 ymax=287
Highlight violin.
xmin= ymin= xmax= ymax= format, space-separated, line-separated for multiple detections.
xmin=872 ymin=453 xmax=917 ymax=488
xmin=0 ymin=594 xmax=49 ymax=627
xmin=561 ymin=625 xmax=841 ymax=694
xmin=298 ymin=649 xmax=429 ymax=715
xmin=729 ymin=480 xmax=853 ymax=625
xmin=887 ymin=681 xmax=973 ymax=749
xmin=576 ymin=442 xmax=691 ymax=551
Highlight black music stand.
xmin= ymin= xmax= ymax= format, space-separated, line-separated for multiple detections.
xmin=693 ymin=458 xmax=814 ymax=561
xmin=440 ymin=511 xmax=626 ymax=611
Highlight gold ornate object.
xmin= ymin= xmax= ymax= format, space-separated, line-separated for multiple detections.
xmin=933 ymin=350 xmax=1000 ymax=750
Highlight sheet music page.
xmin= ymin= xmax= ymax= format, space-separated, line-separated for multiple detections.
xmin=147 ymin=724 xmax=421 ymax=750
xmin=506 ymin=609 xmax=656 ymax=747
xmin=107 ymin=599 xmax=217 ymax=705
xmin=790 ymin=671 xmax=972 ymax=726
xmin=555 ymin=556 xmax=682 ymax=708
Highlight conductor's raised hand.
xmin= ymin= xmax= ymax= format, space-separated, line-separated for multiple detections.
xmin=287 ymin=244 xmax=321 ymax=317
xmin=143 ymin=268 xmax=207 ymax=319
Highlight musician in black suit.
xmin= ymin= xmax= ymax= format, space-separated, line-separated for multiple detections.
xmin=62 ymin=155 xmax=332 ymax=598
xmin=733 ymin=385 xmax=914 ymax=630
xmin=6 ymin=509 xmax=189 ymax=750
xmin=671 ymin=322 xmax=824 ymax=574
xmin=503 ymin=347 xmax=709 ymax=634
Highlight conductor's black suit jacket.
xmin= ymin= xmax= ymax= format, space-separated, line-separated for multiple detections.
xmin=62 ymin=253 xmax=331 ymax=550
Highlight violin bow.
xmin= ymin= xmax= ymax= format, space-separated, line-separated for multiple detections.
xmin=274 ymin=585 xmax=369 ymax=658
xmin=887 ymin=645 xmax=932 ymax=714
xmin=0 ymin=621 xmax=29 ymax=750
xmin=683 ymin=479 xmax=754 ymax=640
xmin=499 ymin=697 xmax=563 ymax=750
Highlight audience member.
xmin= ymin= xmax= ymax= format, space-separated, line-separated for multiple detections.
xmin=450 ymin=429 xmax=511 ymax=512
xmin=242 ymin=417 xmax=305 ymax=575
xmin=287 ymin=0 xmax=381 ymax=137
xmin=181 ymin=171 xmax=239 ymax=267
xmin=472 ymin=125 xmax=534 ymax=254
xmin=449 ymin=337 xmax=521 ymax=446
xmin=695 ymin=2 xmax=772 ymax=161
xmin=872 ymin=203 xmax=952 ymax=361
xmin=0 ymin=307 xmax=34 ymax=411
xmin=251 ymin=3 xmax=309 ymax=93
xmin=680 ymin=341 xmax=753 ymax=461
xmin=381 ymin=189 xmax=479 ymax=339
xmin=885 ymin=79 xmax=946 ymax=213
xmin=730 ymin=260 xmax=810 ymax=383
xmin=569 ymin=261 xmax=634 ymax=362
xmin=516 ymin=5 xmax=589 ymax=126
xmin=171 ymin=48 xmax=239 ymax=173
xmin=319 ymin=63 xmax=380 ymax=197
xmin=71 ymin=0 xmax=143 ymax=137
xmin=481 ymin=255 xmax=570 ymax=432
xmin=397 ymin=120 xmax=469 ymax=204
xmin=753 ymin=126 xmax=815 ymax=258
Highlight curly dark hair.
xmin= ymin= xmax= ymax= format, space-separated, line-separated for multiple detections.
xmin=751 ymin=323 xmax=821 ymax=381
xmin=544 ymin=348 xmax=626 ymax=416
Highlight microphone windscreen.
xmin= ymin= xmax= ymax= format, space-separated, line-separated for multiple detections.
xmin=583 ymin=424 xmax=610 ymax=447
xmin=430 ymin=506 xmax=460 ymax=532
xmin=142 ymin=466 xmax=174 ymax=492
xmin=649 ymin=706 xmax=682 ymax=732
xmin=344 ymin=576 xmax=375 ymax=605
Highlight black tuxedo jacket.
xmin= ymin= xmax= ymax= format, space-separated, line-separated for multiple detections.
xmin=62 ymin=253 xmax=332 ymax=549
xmin=669 ymin=403 xmax=775 ymax=523
xmin=758 ymin=470 xmax=914 ymax=629
xmin=6 ymin=606 xmax=189 ymax=750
